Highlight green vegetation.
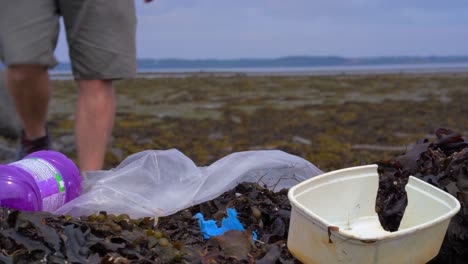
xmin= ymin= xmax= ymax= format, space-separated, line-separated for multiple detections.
xmin=50 ymin=73 xmax=468 ymax=172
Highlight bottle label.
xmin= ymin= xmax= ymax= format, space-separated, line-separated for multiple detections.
xmin=12 ymin=158 xmax=66 ymax=212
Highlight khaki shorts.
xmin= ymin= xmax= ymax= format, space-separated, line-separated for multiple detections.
xmin=0 ymin=0 xmax=136 ymax=80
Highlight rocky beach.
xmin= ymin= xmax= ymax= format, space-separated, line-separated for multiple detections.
xmin=1 ymin=72 xmax=468 ymax=263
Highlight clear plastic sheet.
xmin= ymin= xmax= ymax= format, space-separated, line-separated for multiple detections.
xmin=54 ymin=149 xmax=322 ymax=218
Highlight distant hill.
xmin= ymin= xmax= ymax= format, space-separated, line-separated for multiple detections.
xmin=2 ymin=56 xmax=468 ymax=71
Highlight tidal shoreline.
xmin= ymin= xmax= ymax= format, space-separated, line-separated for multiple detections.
xmin=50 ymin=64 xmax=468 ymax=80
xmin=2 ymin=72 xmax=468 ymax=171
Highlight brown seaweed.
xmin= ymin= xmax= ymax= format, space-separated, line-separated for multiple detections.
xmin=0 ymin=182 xmax=297 ymax=263
xmin=377 ymin=128 xmax=468 ymax=263
xmin=375 ymin=160 xmax=410 ymax=232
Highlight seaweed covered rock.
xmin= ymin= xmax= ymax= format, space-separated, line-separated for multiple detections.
xmin=0 ymin=72 xmax=19 ymax=139
xmin=0 ymin=182 xmax=298 ymax=263
xmin=377 ymin=128 xmax=468 ymax=263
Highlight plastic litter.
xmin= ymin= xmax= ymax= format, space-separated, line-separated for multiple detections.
xmin=54 ymin=149 xmax=322 ymax=218
xmin=0 ymin=150 xmax=82 ymax=212
xmin=287 ymin=165 xmax=461 ymax=264
xmin=194 ymin=208 xmax=257 ymax=240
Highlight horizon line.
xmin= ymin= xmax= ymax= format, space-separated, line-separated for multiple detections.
xmin=55 ymin=54 xmax=468 ymax=64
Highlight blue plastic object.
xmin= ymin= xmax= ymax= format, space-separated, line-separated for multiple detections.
xmin=194 ymin=208 xmax=257 ymax=241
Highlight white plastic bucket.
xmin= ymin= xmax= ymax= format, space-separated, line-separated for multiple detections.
xmin=287 ymin=164 xmax=460 ymax=264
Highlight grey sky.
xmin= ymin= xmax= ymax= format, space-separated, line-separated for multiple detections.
xmin=55 ymin=0 xmax=468 ymax=61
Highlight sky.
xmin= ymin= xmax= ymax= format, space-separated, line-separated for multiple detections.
xmin=54 ymin=0 xmax=468 ymax=61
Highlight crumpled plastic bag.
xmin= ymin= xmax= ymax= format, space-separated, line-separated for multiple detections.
xmin=54 ymin=149 xmax=322 ymax=218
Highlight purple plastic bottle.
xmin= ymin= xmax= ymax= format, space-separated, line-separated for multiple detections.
xmin=0 ymin=150 xmax=82 ymax=212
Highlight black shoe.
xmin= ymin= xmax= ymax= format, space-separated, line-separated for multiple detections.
xmin=16 ymin=130 xmax=51 ymax=160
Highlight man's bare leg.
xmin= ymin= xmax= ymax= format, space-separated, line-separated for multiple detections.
xmin=6 ymin=65 xmax=50 ymax=139
xmin=75 ymin=80 xmax=115 ymax=171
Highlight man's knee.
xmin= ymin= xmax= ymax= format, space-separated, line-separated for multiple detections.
xmin=7 ymin=65 xmax=48 ymax=83
xmin=78 ymin=80 xmax=114 ymax=102
xmin=78 ymin=80 xmax=113 ymax=92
